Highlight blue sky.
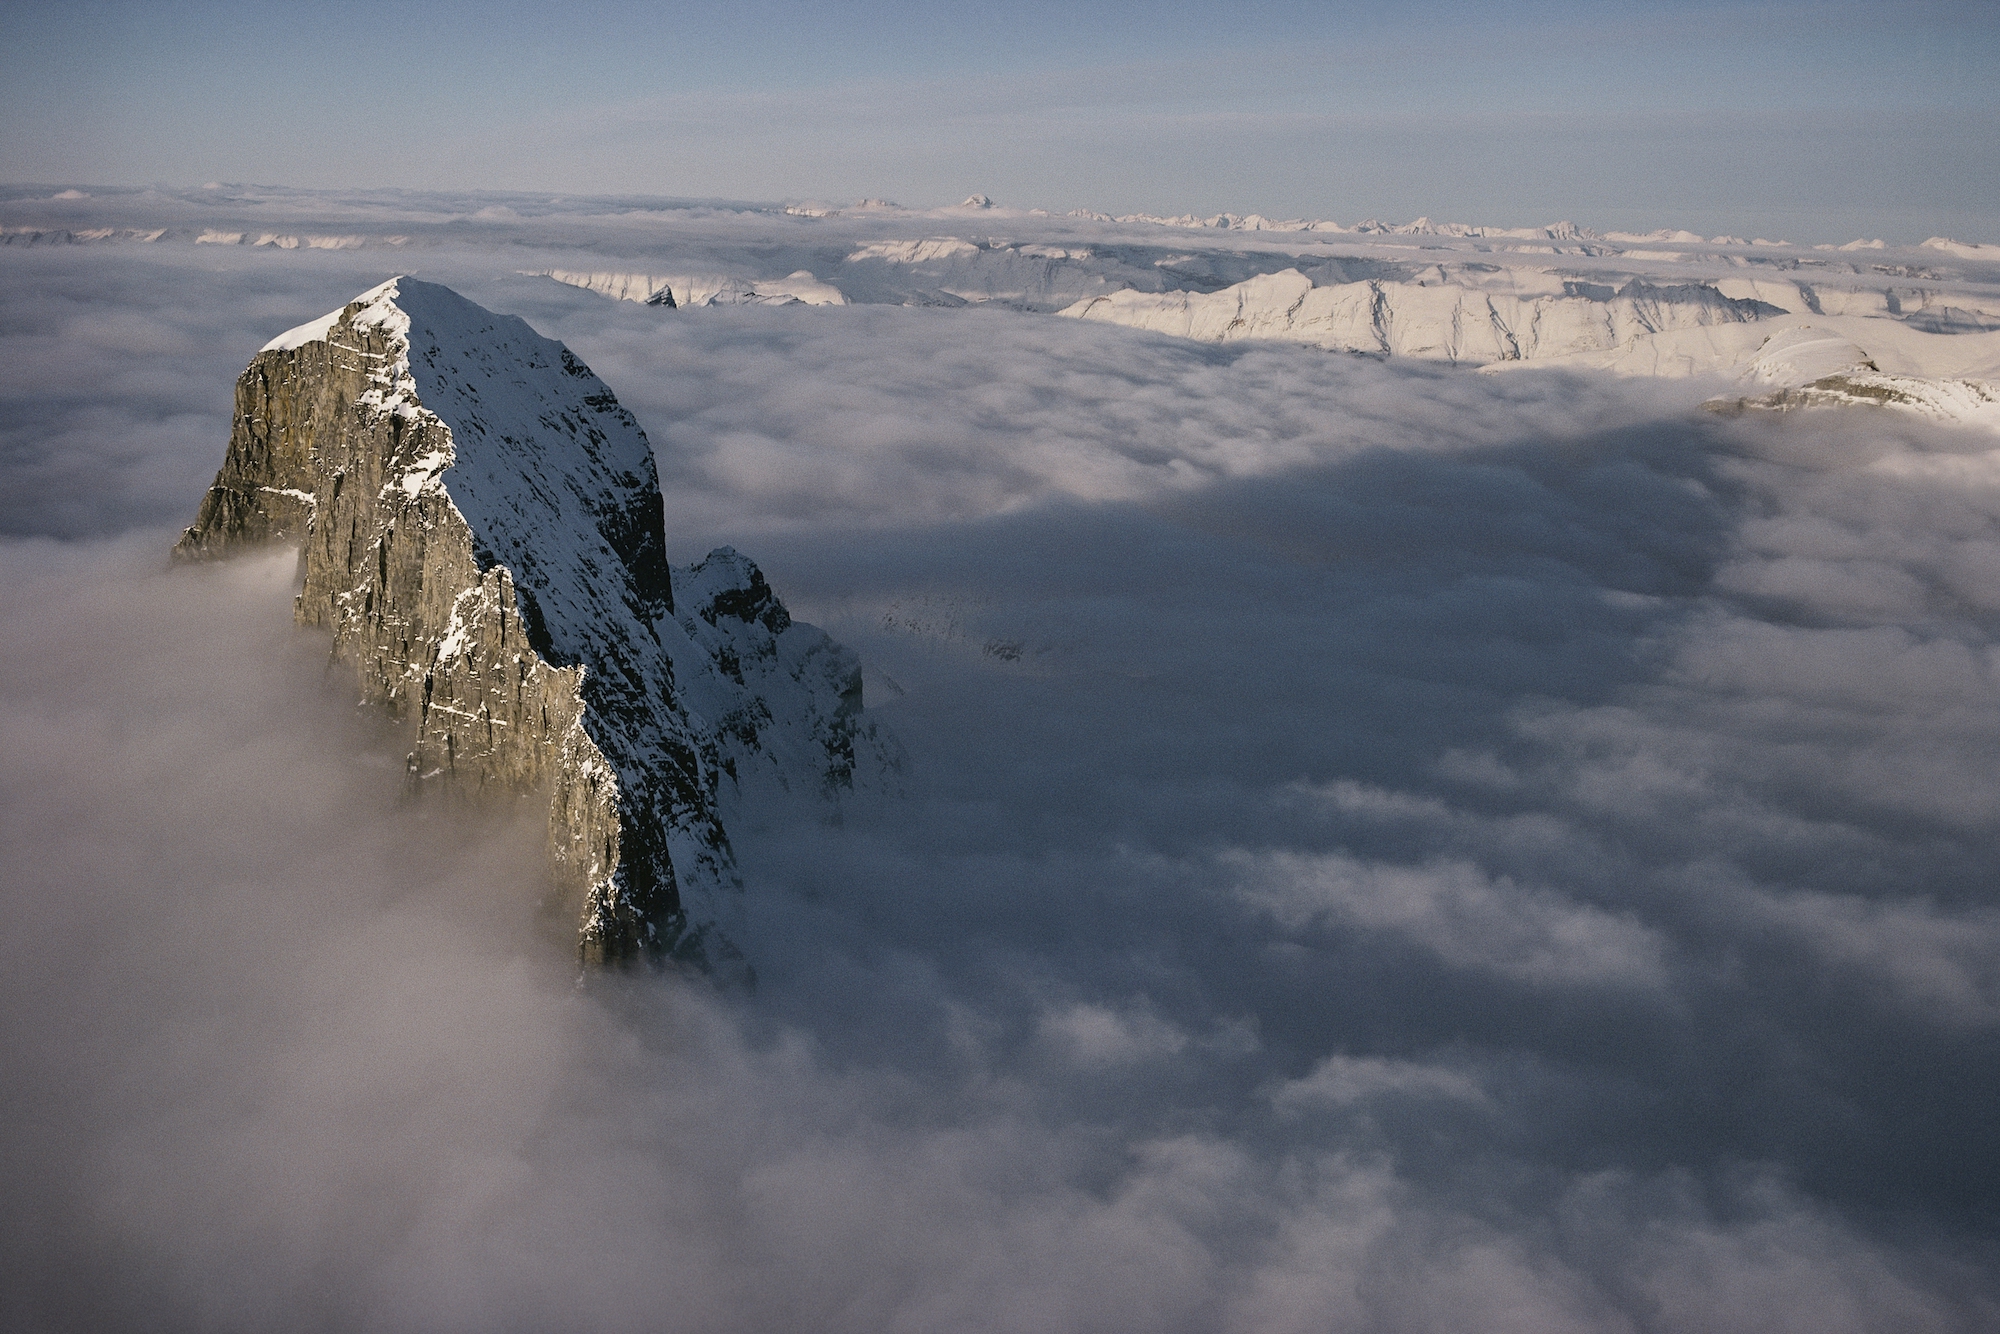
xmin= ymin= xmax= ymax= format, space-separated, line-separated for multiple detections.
xmin=5 ymin=0 xmax=1997 ymax=240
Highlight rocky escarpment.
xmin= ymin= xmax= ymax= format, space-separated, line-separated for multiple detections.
xmin=177 ymin=277 xmax=890 ymax=966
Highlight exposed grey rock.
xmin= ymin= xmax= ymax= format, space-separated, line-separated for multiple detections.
xmin=177 ymin=277 xmax=892 ymax=966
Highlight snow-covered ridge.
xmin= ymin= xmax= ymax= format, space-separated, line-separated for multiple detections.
xmin=213 ymin=232 xmax=386 ymax=250
xmin=261 ymin=308 xmax=343 ymax=353
xmin=12 ymin=192 xmax=1992 ymax=271
xmin=1053 ymin=257 xmax=2000 ymax=431
xmin=1060 ymin=268 xmax=1781 ymax=366
xmin=0 ymin=225 xmax=169 ymax=244
xmin=847 ymin=237 xmax=983 ymax=263
xmin=0 ymin=225 xmax=400 ymax=248
xmin=1925 ymin=238 xmax=2000 ymax=261
xmin=537 ymin=268 xmax=847 ymax=307
xmin=15 ymin=184 xmax=2000 ymax=426
xmin=1696 ymin=325 xmax=2000 ymax=431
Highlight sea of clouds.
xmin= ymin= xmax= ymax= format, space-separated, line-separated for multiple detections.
xmin=3 ymin=206 xmax=1999 ymax=1332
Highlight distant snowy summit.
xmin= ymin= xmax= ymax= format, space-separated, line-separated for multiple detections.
xmin=176 ymin=278 xmax=894 ymax=967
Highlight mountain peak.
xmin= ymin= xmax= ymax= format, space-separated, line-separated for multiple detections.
xmin=179 ymin=280 xmax=893 ymax=966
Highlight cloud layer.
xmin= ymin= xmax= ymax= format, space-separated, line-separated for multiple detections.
xmin=4 ymin=238 xmax=1999 ymax=1331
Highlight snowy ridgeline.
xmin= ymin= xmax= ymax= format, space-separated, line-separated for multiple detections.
xmin=536 ymin=268 xmax=849 ymax=309
xmin=535 ymin=237 xmax=2000 ymax=432
xmin=533 ymin=239 xmax=2000 ymax=331
xmin=506 ymin=209 xmax=2000 ymax=429
xmin=11 ymin=185 xmax=2000 ymax=426
xmin=535 ymin=229 xmax=2000 ymax=433
xmin=181 ymin=278 xmax=896 ymax=967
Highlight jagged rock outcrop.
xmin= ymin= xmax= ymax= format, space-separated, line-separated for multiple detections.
xmin=177 ymin=277 xmax=891 ymax=966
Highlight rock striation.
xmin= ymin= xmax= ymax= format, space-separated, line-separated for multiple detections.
xmin=177 ymin=277 xmax=889 ymax=966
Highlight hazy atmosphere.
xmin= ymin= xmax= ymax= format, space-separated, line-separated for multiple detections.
xmin=5 ymin=4 xmax=2000 ymax=1331
xmin=4 ymin=0 xmax=1997 ymax=242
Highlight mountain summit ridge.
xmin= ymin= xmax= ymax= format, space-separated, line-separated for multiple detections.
xmin=178 ymin=276 xmax=887 ymax=965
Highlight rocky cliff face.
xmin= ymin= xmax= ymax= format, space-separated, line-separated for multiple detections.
xmin=177 ymin=277 xmax=890 ymax=966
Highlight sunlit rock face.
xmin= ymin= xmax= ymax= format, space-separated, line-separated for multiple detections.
xmin=177 ymin=277 xmax=889 ymax=966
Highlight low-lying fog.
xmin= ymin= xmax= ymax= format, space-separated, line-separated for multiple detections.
xmin=4 ymin=242 xmax=1998 ymax=1332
